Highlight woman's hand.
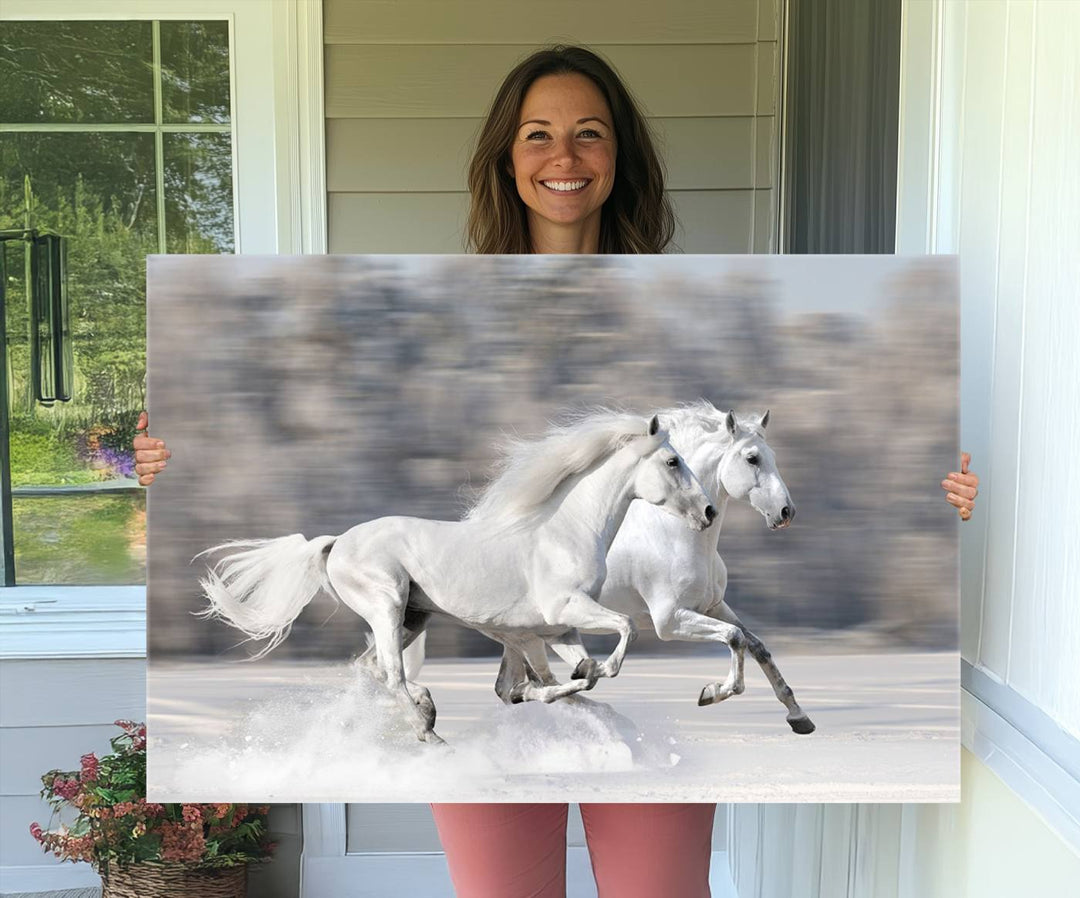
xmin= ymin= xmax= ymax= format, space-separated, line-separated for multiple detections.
xmin=942 ymin=452 xmax=979 ymax=521
xmin=133 ymin=411 xmax=171 ymax=486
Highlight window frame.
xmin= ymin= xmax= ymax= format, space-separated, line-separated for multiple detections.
xmin=0 ymin=0 xmax=326 ymax=658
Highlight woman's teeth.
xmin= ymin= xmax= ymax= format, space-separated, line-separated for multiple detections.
xmin=542 ymin=180 xmax=588 ymax=192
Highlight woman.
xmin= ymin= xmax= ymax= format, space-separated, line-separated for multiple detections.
xmin=135 ymin=45 xmax=979 ymax=898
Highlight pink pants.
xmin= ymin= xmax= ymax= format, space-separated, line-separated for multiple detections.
xmin=430 ymin=803 xmax=715 ymax=898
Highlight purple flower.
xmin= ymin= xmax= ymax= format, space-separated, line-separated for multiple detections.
xmin=96 ymin=446 xmax=136 ymax=479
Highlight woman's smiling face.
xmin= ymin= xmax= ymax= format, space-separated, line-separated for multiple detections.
xmin=509 ymin=73 xmax=617 ymax=244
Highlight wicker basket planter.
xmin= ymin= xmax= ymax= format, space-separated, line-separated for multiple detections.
xmin=101 ymin=862 xmax=247 ymax=898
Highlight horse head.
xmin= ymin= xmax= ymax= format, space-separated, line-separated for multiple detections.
xmin=631 ymin=415 xmax=716 ymax=531
xmin=713 ymin=408 xmax=795 ymax=530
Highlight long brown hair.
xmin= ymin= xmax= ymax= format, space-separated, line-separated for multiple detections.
xmin=466 ymin=46 xmax=676 ymax=255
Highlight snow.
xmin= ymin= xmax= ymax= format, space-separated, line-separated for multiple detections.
xmin=147 ymin=652 xmax=959 ymax=803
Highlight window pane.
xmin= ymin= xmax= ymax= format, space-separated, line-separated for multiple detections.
xmin=0 ymin=21 xmax=154 ymax=124
xmin=160 ymin=20 xmax=232 ymax=124
xmin=164 ymin=132 xmax=235 ymax=253
xmin=13 ymin=493 xmax=146 ymax=585
xmin=2 ymin=132 xmax=156 ymax=584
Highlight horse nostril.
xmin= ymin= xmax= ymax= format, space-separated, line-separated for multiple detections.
xmin=704 ymin=505 xmax=716 ymax=522
xmin=781 ymin=506 xmax=791 ymax=521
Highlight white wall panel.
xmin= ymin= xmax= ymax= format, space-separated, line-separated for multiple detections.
xmin=1005 ymin=1 xmax=1080 ymax=732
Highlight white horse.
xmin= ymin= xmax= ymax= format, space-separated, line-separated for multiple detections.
xmin=198 ymin=412 xmax=715 ymax=743
xmin=490 ymin=402 xmax=816 ymax=736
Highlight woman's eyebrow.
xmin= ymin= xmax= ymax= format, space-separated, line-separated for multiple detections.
xmin=518 ymin=117 xmax=611 ymax=128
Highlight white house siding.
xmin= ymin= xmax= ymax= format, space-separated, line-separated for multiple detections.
xmin=324 ymin=0 xmax=782 ymax=254
xmin=0 ymin=659 xmax=145 ymax=894
xmin=729 ymin=1 xmax=1080 ymax=893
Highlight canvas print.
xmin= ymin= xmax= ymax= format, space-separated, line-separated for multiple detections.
xmin=146 ymin=254 xmax=959 ymax=803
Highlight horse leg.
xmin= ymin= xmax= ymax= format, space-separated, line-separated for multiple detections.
xmin=512 ymin=634 xmax=598 ymax=703
xmin=547 ymin=630 xmax=598 ymax=684
xmin=546 ymin=594 xmax=637 ymax=680
xmin=331 ymin=571 xmax=443 ymax=744
xmin=649 ymin=603 xmax=748 ymax=705
xmin=356 ymin=616 xmax=435 ymax=729
xmin=493 ymin=636 xmax=595 ymax=704
xmin=707 ymin=600 xmax=815 ymax=735
xmin=401 ymin=624 xmax=436 ymax=731
xmin=494 ymin=644 xmax=530 ymax=704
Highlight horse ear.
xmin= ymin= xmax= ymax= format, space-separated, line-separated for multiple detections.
xmin=725 ymin=410 xmax=738 ymax=437
xmin=648 ymin=414 xmax=660 ymax=436
xmin=759 ymin=409 xmax=770 ymax=429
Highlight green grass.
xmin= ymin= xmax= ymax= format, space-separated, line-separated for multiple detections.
xmin=13 ymin=493 xmax=145 ymax=584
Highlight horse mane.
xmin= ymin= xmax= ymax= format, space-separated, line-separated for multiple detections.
xmin=466 ymin=408 xmax=662 ymax=523
xmin=657 ymin=399 xmax=764 ymax=450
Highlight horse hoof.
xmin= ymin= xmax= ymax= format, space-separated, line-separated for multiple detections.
xmin=416 ymin=696 xmax=437 ymax=730
xmin=698 ymin=685 xmax=716 ymax=706
xmin=509 ymin=684 xmax=528 ymax=705
xmin=788 ymin=716 xmax=816 ymax=735
xmin=423 ymin=731 xmax=447 ymax=746
xmin=571 ymin=659 xmax=598 ymax=681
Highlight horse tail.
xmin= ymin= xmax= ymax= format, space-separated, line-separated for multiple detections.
xmin=196 ymin=534 xmax=338 ymax=660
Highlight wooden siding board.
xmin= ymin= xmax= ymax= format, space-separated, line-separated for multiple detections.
xmin=324 ymin=0 xmax=759 ymax=45
xmin=758 ymin=0 xmax=780 ymax=42
xmin=0 ymin=660 xmax=146 ymax=728
xmin=328 ymin=192 xmax=469 ymax=253
xmin=670 ymin=189 xmax=755 ymax=253
xmin=655 ymin=117 xmax=755 ymax=189
xmin=0 ymin=724 xmax=122 ymax=796
xmin=328 ymin=188 xmax=758 ymax=255
xmin=326 ymin=117 xmax=759 ymax=193
xmin=326 ymin=118 xmax=479 ymax=193
xmin=1 ymin=795 xmax=63 ymax=867
xmin=325 ymin=44 xmax=758 ymax=119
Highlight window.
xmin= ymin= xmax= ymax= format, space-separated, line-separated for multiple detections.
xmin=0 ymin=19 xmax=235 ymax=585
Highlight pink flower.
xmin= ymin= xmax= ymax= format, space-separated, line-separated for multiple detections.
xmin=30 ymin=822 xmax=43 ymax=842
xmin=52 ymin=777 xmax=80 ymax=801
xmin=181 ymin=805 xmax=202 ymax=824
xmin=80 ymin=753 xmax=99 ymax=782
xmin=160 ymin=821 xmax=206 ymax=863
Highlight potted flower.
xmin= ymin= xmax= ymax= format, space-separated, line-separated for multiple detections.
xmin=30 ymin=720 xmax=273 ymax=897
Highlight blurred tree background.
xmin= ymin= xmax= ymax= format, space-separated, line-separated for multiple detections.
xmin=146 ymin=255 xmax=959 ymax=661
xmin=0 ymin=19 xmax=233 ymax=583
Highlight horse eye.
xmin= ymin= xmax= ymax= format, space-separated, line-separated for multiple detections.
xmin=746 ymin=454 xmax=759 ymax=465
xmin=665 ymin=457 xmax=680 ymax=468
